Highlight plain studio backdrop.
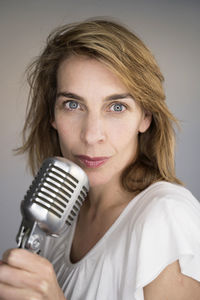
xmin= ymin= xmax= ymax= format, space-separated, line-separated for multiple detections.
xmin=0 ymin=0 xmax=199 ymax=256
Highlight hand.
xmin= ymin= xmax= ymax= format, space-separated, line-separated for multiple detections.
xmin=0 ymin=248 xmax=66 ymax=300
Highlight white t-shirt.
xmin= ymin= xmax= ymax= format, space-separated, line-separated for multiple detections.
xmin=42 ymin=181 xmax=200 ymax=300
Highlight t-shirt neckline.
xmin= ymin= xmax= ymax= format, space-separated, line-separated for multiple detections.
xmin=64 ymin=181 xmax=163 ymax=267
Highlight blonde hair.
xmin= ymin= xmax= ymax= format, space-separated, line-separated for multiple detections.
xmin=18 ymin=18 xmax=182 ymax=192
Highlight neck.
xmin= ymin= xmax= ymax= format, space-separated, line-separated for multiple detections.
xmin=85 ymin=179 xmax=135 ymax=218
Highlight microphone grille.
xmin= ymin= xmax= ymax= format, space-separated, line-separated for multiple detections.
xmin=22 ymin=157 xmax=89 ymax=235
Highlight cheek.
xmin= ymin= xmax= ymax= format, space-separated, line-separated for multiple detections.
xmin=54 ymin=119 xmax=76 ymax=149
xmin=108 ymin=119 xmax=139 ymax=147
xmin=55 ymin=115 xmax=80 ymax=137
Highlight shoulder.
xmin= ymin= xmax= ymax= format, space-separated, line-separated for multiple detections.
xmin=135 ymin=181 xmax=200 ymax=226
xmin=132 ymin=181 xmax=200 ymax=298
xmin=134 ymin=181 xmax=200 ymax=252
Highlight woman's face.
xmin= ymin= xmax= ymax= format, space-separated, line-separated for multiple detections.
xmin=52 ymin=55 xmax=151 ymax=188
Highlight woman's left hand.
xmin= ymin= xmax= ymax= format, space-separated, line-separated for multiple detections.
xmin=0 ymin=248 xmax=66 ymax=300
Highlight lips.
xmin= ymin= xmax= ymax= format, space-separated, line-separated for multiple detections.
xmin=76 ymin=155 xmax=110 ymax=168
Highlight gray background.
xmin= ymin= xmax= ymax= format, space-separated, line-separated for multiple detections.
xmin=0 ymin=0 xmax=199 ymax=256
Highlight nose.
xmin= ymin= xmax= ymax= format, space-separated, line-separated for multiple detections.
xmin=80 ymin=112 xmax=106 ymax=145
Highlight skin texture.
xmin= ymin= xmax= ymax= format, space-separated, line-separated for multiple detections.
xmin=52 ymin=55 xmax=151 ymax=191
xmin=143 ymin=260 xmax=200 ymax=300
xmin=0 ymin=55 xmax=199 ymax=299
xmin=0 ymin=249 xmax=66 ymax=300
xmin=52 ymin=55 xmax=152 ymax=263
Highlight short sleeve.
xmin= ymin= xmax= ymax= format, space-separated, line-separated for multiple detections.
xmin=134 ymin=190 xmax=200 ymax=300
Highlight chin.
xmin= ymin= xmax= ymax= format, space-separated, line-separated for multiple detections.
xmin=87 ymin=177 xmax=106 ymax=188
xmin=86 ymin=171 xmax=117 ymax=189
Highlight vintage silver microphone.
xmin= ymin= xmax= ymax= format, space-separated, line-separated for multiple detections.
xmin=16 ymin=157 xmax=89 ymax=254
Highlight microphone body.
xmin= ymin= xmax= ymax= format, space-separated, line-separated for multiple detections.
xmin=16 ymin=157 xmax=89 ymax=254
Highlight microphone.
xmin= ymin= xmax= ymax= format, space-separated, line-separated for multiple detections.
xmin=16 ymin=157 xmax=89 ymax=254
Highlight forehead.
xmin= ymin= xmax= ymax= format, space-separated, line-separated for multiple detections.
xmin=57 ymin=55 xmax=129 ymax=94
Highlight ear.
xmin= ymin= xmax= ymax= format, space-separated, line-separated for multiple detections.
xmin=138 ymin=111 xmax=152 ymax=133
xmin=51 ymin=120 xmax=57 ymax=130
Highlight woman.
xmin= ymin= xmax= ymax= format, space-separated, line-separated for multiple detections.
xmin=0 ymin=19 xmax=200 ymax=300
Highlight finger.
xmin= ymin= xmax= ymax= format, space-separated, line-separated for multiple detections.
xmin=2 ymin=248 xmax=50 ymax=273
xmin=0 ymin=282 xmax=40 ymax=300
xmin=0 ymin=262 xmax=37 ymax=289
xmin=2 ymin=248 xmax=38 ymax=271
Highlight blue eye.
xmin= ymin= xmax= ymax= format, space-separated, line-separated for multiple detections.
xmin=110 ymin=103 xmax=126 ymax=112
xmin=65 ymin=100 xmax=79 ymax=110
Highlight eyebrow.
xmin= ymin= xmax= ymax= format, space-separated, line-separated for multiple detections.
xmin=56 ymin=92 xmax=83 ymax=101
xmin=107 ymin=93 xmax=133 ymax=101
xmin=56 ymin=91 xmax=134 ymax=101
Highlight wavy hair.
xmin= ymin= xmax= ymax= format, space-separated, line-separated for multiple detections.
xmin=17 ymin=18 xmax=182 ymax=192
